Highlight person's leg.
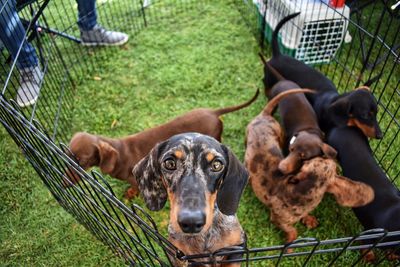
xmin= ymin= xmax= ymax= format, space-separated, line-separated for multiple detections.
xmin=0 ymin=0 xmax=43 ymax=107
xmin=0 ymin=0 xmax=38 ymax=69
xmin=76 ymin=0 xmax=97 ymax=31
xmin=76 ymin=0 xmax=129 ymax=46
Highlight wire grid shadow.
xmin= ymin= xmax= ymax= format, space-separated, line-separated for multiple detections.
xmin=1 ymin=0 xmax=400 ymax=266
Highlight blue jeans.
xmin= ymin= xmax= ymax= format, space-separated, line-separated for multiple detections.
xmin=0 ymin=0 xmax=97 ymax=69
xmin=77 ymin=0 xmax=97 ymax=31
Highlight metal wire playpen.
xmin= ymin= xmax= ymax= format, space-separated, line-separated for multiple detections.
xmin=1 ymin=0 xmax=399 ymax=265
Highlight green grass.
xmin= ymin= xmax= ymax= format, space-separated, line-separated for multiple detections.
xmin=1 ymin=1 xmax=399 ymax=266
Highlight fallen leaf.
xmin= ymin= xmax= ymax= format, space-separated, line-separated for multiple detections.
xmin=111 ymin=119 xmax=118 ymax=128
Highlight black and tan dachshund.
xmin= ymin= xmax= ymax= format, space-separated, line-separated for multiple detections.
xmin=261 ymin=12 xmax=382 ymax=139
xmin=328 ymin=126 xmax=400 ymax=261
xmin=133 ymin=132 xmax=247 ymax=267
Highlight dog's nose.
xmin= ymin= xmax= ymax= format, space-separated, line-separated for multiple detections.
xmin=375 ymin=127 xmax=383 ymax=139
xmin=178 ymin=209 xmax=206 ymax=233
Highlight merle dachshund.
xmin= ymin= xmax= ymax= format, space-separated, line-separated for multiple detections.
xmin=133 ymin=133 xmax=248 ymax=266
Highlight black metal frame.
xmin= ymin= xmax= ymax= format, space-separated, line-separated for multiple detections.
xmin=1 ymin=0 xmax=400 ymax=266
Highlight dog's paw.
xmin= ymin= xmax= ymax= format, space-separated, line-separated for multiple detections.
xmin=283 ymin=228 xmax=298 ymax=254
xmin=124 ymin=187 xmax=139 ymax=199
xmin=301 ymin=215 xmax=319 ymax=229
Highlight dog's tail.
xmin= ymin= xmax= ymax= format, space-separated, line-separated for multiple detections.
xmin=272 ymin=12 xmax=301 ymax=58
xmin=259 ymin=53 xmax=286 ymax=81
xmin=214 ymin=89 xmax=260 ymax=116
xmin=263 ymin=88 xmax=314 ymax=115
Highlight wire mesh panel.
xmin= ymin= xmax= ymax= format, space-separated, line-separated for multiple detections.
xmin=0 ymin=96 xmax=178 ymax=266
xmin=1 ymin=0 xmax=400 ymax=266
xmin=1 ymin=92 xmax=399 ymax=265
xmin=0 ymin=0 xmax=76 ymax=142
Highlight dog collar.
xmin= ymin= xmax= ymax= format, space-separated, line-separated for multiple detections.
xmin=289 ymin=135 xmax=297 ymax=145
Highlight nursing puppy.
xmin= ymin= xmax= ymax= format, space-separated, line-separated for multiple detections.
xmin=66 ymin=90 xmax=258 ymax=198
xmin=133 ymin=133 xmax=247 ymax=266
xmin=261 ymin=13 xmax=382 ymax=139
xmin=245 ymin=89 xmax=374 ymax=247
xmin=261 ymin=60 xmax=337 ymax=174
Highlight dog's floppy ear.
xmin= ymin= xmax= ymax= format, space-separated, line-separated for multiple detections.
xmin=328 ymin=97 xmax=352 ymax=127
xmin=327 ymin=175 xmax=374 ymax=207
xmin=217 ymin=145 xmax=249 ymax=215
xmin=320 ymin=143 xmax=337 ymax=159
xmin=97 ymin=141 xmax=119 ymax=174
xmin=132 ymin=141 xmax=168 ymax=211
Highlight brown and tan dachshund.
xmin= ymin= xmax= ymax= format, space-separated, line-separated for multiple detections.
xmin=66 ymin=89 xmax=258 ymax=199
xmin=133 ymin=133 xmax=248 ymax=266
xmin=245 ymin=89 xmax=374 ymax=247
xmin=260 ymin=59 xmax=337 ymax=174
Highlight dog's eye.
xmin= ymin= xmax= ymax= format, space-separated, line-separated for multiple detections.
xmin=163 ymin=159 xmax=177 ymax=170
xmin=211 ymin=160 xmax=224 ymax=172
